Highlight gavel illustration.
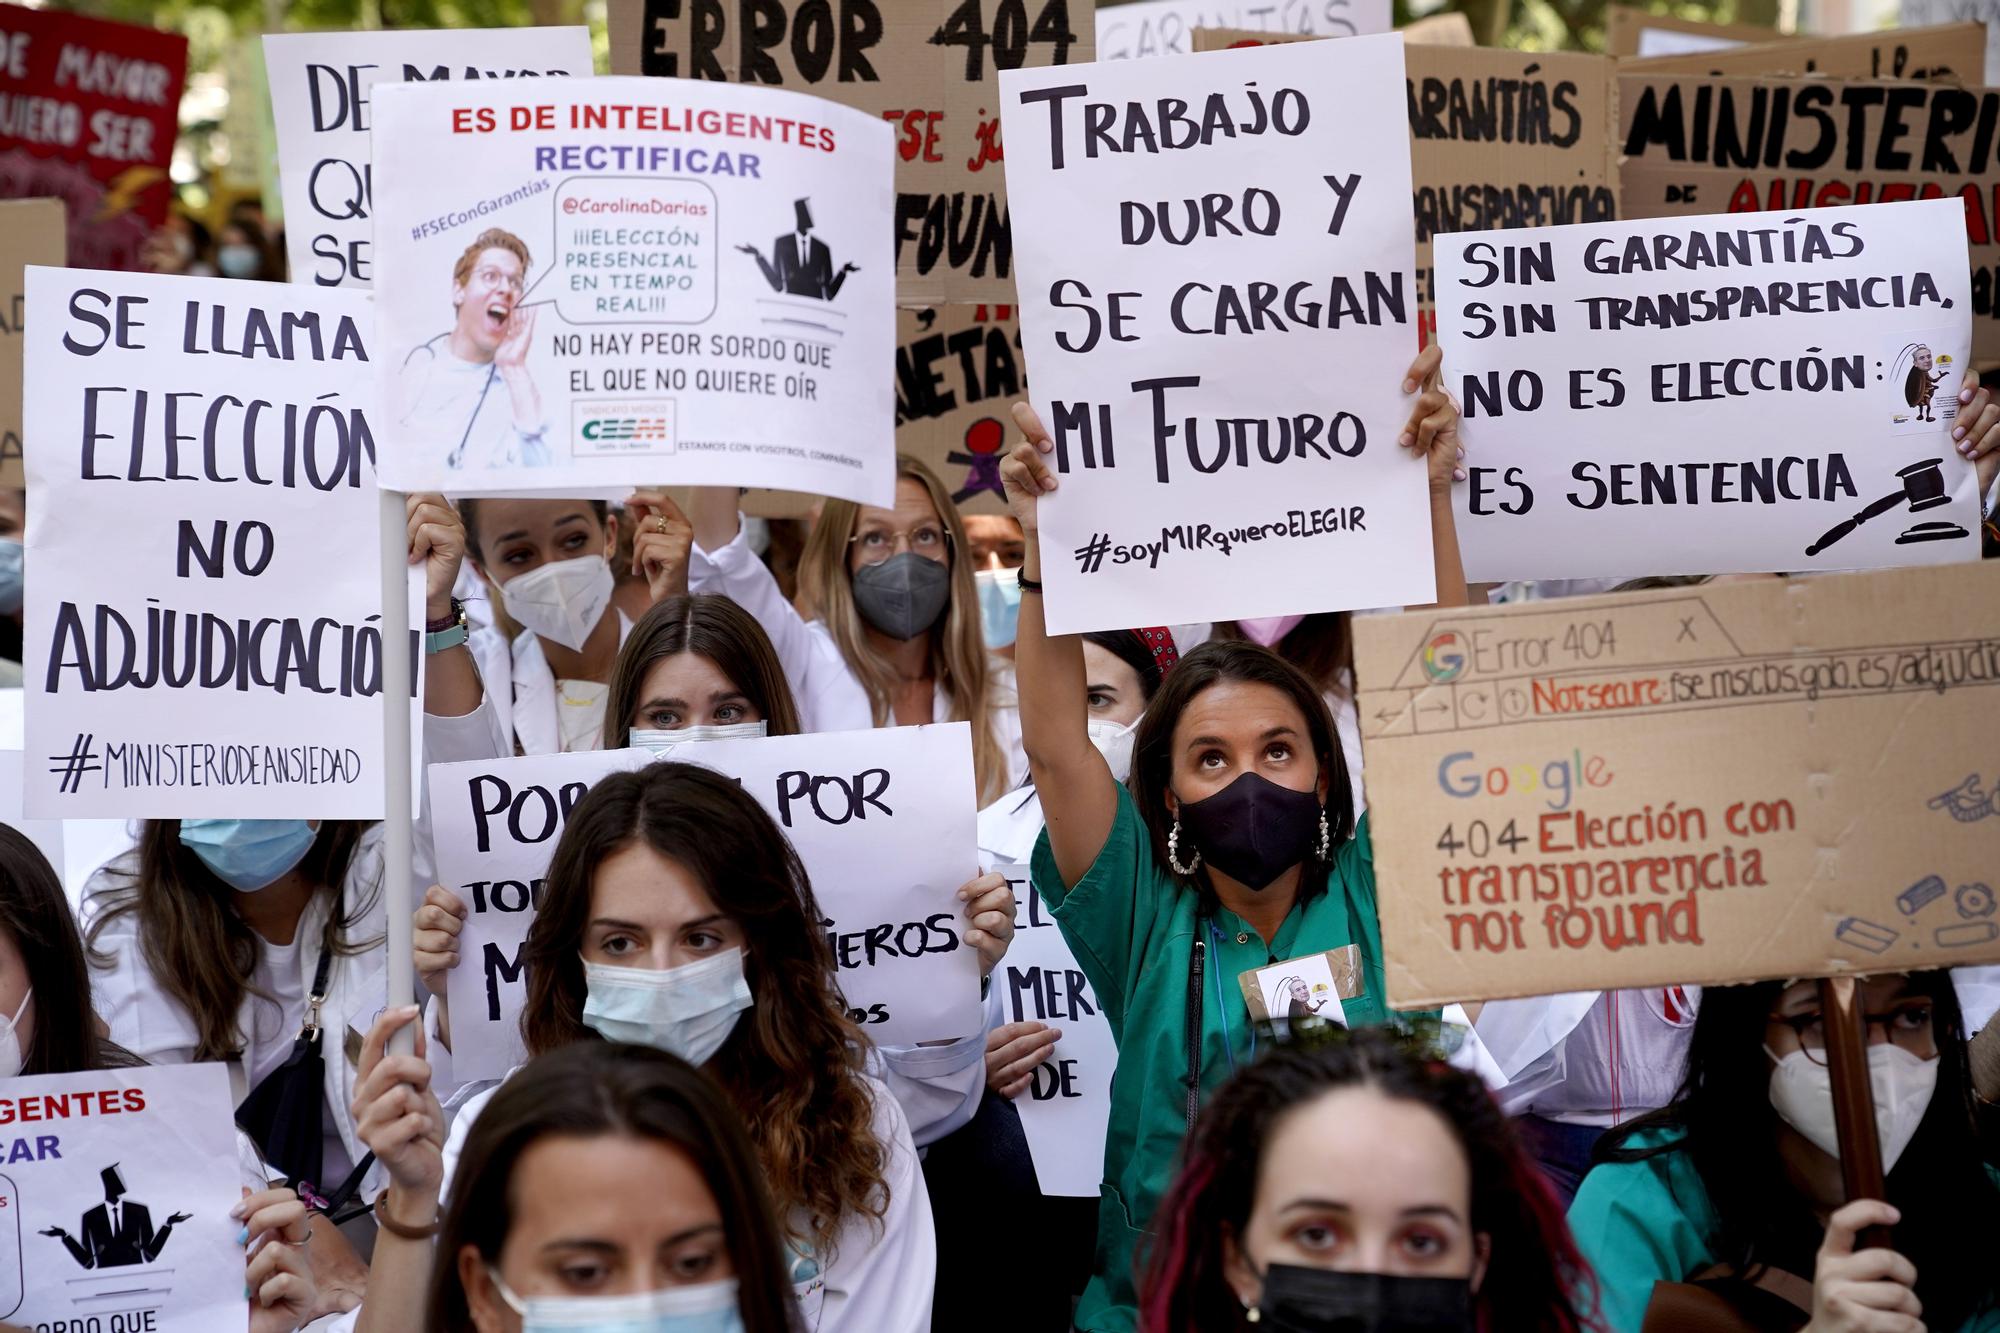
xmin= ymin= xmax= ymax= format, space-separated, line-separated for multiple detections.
xmin=1805 ymin=458 xmax=1963 ymax=557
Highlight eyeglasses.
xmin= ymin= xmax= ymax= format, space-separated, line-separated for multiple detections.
xmin=1767 ymin=998 xmax=1936 ymax=1066
xmin=471 ymin=265 xmax=524 ymax=293
xmin=849 ymin=524 xmax=951 ymax=565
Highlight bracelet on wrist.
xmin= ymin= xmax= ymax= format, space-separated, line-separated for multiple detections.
xmin=372 ymin=1186 xmax=440 ymax=1240
xmin=1016 ymin=572 xmax=1044 ymax=594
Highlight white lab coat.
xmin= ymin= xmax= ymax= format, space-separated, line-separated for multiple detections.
xmin=441 ymin=1067 xmax=936 ymax=1333
xmin=467 ymin=612 xmax=634 ymax=757
xmin=689 ymin=524 xmax=1026 ymax=785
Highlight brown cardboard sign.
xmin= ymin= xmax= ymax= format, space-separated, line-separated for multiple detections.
xmin=1353 ymin=564 xmax=2000 ymax=1008
xmin=1605 ymin=5 xmax=1776 ymax=58
xmin=895 ymin=303 xmax=1022 ymax=515
xmin=0 ymin=200 xmax=66 ymax=491
xmin=608 ymin=0 xmax=1092 ymax=305
xmin=1620 ymin=21 xmax=1979 ymax=81
xmin=1618 ymin=73 xmax=2000 ymax=359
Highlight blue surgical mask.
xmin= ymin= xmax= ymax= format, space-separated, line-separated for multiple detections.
xmin=0 ymin=539 xmax=22 ymax=616
xmin=628 ymin=721 xmax=768 ymax=750
xmin=177 ymin=819 xmax=317 ymax=892
xmin=582 ymin=948 xmax=752 ymax=1067
xmin=492 ymin=1271 xmax=743 ymax=1332
xmin=974 ymin=567 xmax=1022 ymax=649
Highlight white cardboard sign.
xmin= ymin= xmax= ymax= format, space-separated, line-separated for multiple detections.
xmin=432 ymin=727 xmax=983 ymax=1079
xmin=369 ymin=75 xmax=896 ymax=504
xmin=999 ymin=36 xmax=1434 ymax=635
xmin=0 ymin=1063 xmax=246 ymax=1332
xmin=264 ymin=27 xmax=595 ymax=289
xmin=1094 ymin=0 xmax=1390 ymax=59
xmin=1438 ymin=199 xmax=1980 ymax=582
xmin=22 ymin=268 xmax=419 ymax=818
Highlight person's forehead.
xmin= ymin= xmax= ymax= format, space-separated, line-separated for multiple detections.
xmin=477 ymin=246 xmax=523 ymax=272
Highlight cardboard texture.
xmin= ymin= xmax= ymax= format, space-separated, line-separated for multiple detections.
xmin=0 ymin=199 xmax=66 ymax=490
xmin=608 ymin=0 xmax=1092 ymax=305
xmin=1617 ymin=72 xmax=2000 ymax=360
xmin=1353 ymin=564 xmax=2000 ymax=1008
xmin=1620 ymin=21 xmax=1980 ymax=80
xmin=895 ymin=303 xmax=1021 ymax=515
xmin=1605 ymin=5 xmax=1775 ymax=57
xmin=0 ymin=7 xmax=188 ymax=272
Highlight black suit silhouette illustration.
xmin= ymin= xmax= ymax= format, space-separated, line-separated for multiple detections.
xmin=41 ymin=1163 xmax=189 ymax=1268
xmin=739 ymin=197 xmax=857 ymax=301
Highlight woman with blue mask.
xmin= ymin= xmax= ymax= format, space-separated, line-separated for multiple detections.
xmin=679 ymin=455 xmax=1024 ymax=807
xmin=352 ymin=764 xmax=937 ymax=1333
xmin=348 ymin=1039 xmax=798 ymax=1333
xmin=1573 ymin=971 xmax=2000 ymax=1332
xmin=82 ymin=493 xmax=506 ymax=1230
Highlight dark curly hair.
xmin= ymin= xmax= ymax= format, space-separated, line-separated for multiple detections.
xmin=1139 ymin=1028 xmax=1600 ymax=1333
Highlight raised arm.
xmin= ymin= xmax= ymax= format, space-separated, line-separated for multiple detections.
xmin=1003 ymin=405 xmax=1122 ymax=889
xmin=1400 ymin=344 xmax=1471 ymax=610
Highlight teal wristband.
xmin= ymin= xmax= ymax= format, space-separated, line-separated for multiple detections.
xmin=425 ymin=621 xmax=469 ymax=655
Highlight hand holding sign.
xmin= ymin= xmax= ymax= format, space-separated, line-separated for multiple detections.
xmin=625 ymin=489 xmax=696 ymax=603
xmin=1953 ymin=375 xmax=2000 ymax=463
xmin=350 ymin=1007 xmax=446 ymax=1214
xmin=1809 ymin=1200 xmax=1920 ymax=1333
xmin=414 ymin=883 xmax=468 ymax=1002
xmin=238 ymin=1185 xmax=317 ymax=1333
xmin=958 ymin=869 xmax=1017 ymax=975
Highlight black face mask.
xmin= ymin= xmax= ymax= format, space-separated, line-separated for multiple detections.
xmin=1252 ymin=1265 xmax=1474 ymax=1333
xmin=1175 ymin=771 xmax=1320 ymax=890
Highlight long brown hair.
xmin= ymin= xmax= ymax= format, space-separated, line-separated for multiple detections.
xmin=86 ymin=821 xmax=378 ymax=1062
xmin=428 ymin=1042 xmax=802 ymax=1333
xmin=520 ymin=764 xmax=887 ymax=1261
xmin=1214 ymin=613 xmax=1355 ymax=699
xmin=0 ymin=827 xmax=136 ymax=1074
xmin=600 ymin=593 xmax=803 ymax=748
xmin=797 ymin=453 xmax=1008 ymax=803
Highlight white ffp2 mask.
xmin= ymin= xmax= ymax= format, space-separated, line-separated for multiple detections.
xmin=1767 ymin=1043 xmax=1939 ymax=1173
xmin=1087 ymin=716 xmax=1139 ymax=784
xmin=0 ymin=987 xmax=32 ymax=1079
xmin=501 ymin=555 xmax=615 ymax=652
xmin=582 ymin=948 xmax=752 ymax=1067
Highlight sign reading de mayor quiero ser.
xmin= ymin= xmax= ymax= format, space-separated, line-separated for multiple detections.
xmin=1354 ymin=562 xmax=2000 ymax=1009
xmin=368 ymin=75 xmax=897 ymax=505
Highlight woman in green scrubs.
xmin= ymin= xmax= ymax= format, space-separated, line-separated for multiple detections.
xmin=996 ymin=345 xmax=1469 ymax=1333
xmin=1570 ymin=971 xmax=2000 ymax=1332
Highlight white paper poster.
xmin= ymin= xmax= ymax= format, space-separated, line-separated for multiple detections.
xmin=264 ymin=27 xmax=595 ymax=289
xmin=1095 ymin=0 xmax=1390 ymax=59
xmin=431 ymin=746 xmax=650 ymax=1080
xmin=0 ymin=1063 xmax=246 ymax=1333
xmin=22 ymin=268 xmax=420 ymax=818
xmin=369 ymin=75 xmax=896 ymax=504
xmin=1438 ymin=198 xmax=1981 ymax=582
xmin=998 ymin=877 xmax=1116 ymax=1197
xmin=432 ymin=726 xmax=983 ymax=1079
xmin=1633 ymin=28 xmax=1745 ymax=55
xmin=1000 ymin=36 xmax=1432 ymax=634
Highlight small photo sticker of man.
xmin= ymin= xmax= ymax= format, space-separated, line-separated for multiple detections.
xmin=1889 ymin=339 xmax=1956 ymax=434
xmin=398 ymin=227 xmax=554 ymax=471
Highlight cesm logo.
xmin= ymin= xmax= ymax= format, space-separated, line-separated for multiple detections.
xmin=574 ymin=399 xmax=677 ymax=457
xmin=1421 ymin=631 xmax=1466 ymax=682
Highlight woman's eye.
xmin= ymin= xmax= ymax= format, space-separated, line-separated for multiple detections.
xmin=860 ymin=531 xmax=888 ymax=548
xmin=562 ymin=532 xmax=589 ymax=551
xmin=1290 ymin=1223 xmax=1341 ymax=1253
xmin=646 ymin=709 xmax=682 ymax=729
xmin=1266 ymin=743 xmax=1293 ymax=761
xmin=1895 ymin=1005 xmax=1932 ymax=1032
xmin=669 ymin=1248 xmax=720 ymax=1280
xmin=714 ymin=704 xmax=744 ymax=723
xmin=685 ymin=930 xmax=723 ymax=951
xmin=601 ymin=935 xmax=638 ymax=956
xmin=1198 ymin=751 xmax=1225 ymax=769
xmin=500 ymin=549 xmax=530 ymax=567
xmin=557 ymin=1262 xmax=610 ymax=1288
xmin=1400 ymin=1229 xmax=1448 ymax=1259
xmin=1086 ymin=691 xmax=1112 ymax=710
xmin=913 ymin=528 xmax=944 ymax=549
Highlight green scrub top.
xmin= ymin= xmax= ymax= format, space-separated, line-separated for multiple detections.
xmin=1570 ymin=1127 xmax=2000 ymax=1333
xmin=1030 ymin=784 xmax=1394 ymax=1333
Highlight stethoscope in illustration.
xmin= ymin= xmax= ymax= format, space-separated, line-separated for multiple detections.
xmin=400 ymin=262 xmax=557 ymax=469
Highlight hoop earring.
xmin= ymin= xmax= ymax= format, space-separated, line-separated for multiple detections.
xmin=1168 ymin=818 xmax=1202 ymax=875
xmin=1316 ymin=805 xmax=1331 ymax=860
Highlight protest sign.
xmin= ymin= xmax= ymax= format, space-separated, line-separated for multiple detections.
xmin=1193 ymin=11 xmax=1470 ymax=45
xmin=609 ymin=0 xmax=1091 ymax=305
xmin=264 ymin=27 xmax=594 ymax=289
xmin=1353 ymin=562 xmax=2000 ymax=1007
xmin=431 ymin=747 xmax=648 ymax=1079
xmin=897 ymin=304 xmax=1023 ymax=516
xmin=1437 ymin=199 xmax=1980 ymax=582
xmin=999 ymin=36 xmax=1433 ymax=634
xmin=1621 ymin=22 xmax=1978 ymax=80
xmin=369 ymin=76 xmax=896 ymax=505
xmin=432 ymin=726 xmax=982 ymax=1077
xmin=999 ymin=880 xmax=1115 ymax=1197
xmin=1903 ymin=0 xmax=2000 ymax=82
xmin=1 ymin=199 xmax=66 ymax=489
xmin=21 ymin=268 xmax=421 ymax=818
xmin=0 ymin=1063 xmax=246 ymax=1332
xmin=0 ymin=7 xmax=187 ymax=272
xmin=1604 ymin=5 xmax=1771 ymax=57
xmin=1618 ymin=73 xmax=2000 ymax=360
xmin=1097 ymin=0 xmax=1389 ymax=58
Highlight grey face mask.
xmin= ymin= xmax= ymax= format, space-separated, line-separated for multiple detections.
xmin=851 ymin=552 xmax=950 ymax=641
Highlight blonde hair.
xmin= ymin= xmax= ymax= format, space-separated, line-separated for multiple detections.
xmin=798 ymin=454 xmax=1008 ymax=804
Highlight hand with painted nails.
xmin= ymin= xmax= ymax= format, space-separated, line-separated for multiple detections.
xmin=237 ymin=1185 xmax=318 ymax=1333
xmin=1399 ymin=343 xmax=1464 ymax=493
xmin=1950 ymin=372 xmax=1999 ymax=497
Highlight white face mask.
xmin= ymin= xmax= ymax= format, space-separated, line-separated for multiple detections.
xmin=493 ymin=1271 xmax=743 ymax=1332
xmin=1767 ymin=1043 xmax=1940 ymax=1173
xmin=1086 ymin=716 xmax=1139 ymax=784
xmin=582 ymin=948 xmax=752 ymax=1067
xmin=501 ymin=555 xmax=615 ymax=652
xmin=0 ymin=987 xmax=32 ymax=1079
xmin=629 ymin=721 xmax=769 ymax=750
